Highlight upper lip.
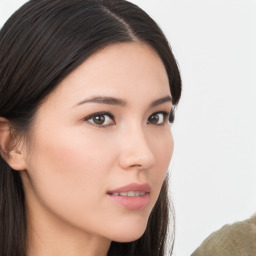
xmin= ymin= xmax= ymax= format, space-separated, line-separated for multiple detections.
xmin=107 ymin=183 xmax=151 ymax=194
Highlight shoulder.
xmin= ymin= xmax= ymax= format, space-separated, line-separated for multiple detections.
xmin=191 ymin=214 xmax=256 ymax=256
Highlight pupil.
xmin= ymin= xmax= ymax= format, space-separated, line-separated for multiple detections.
xmin=150 ymin=114 xmax=159 ymax=124
xmin=93 ymin=115 xmax=105 ymax=125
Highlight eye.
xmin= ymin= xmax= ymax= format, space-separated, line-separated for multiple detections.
xmin=147 ymin=112 xmax=169 ymax=125
xmin=84 ymin=112 xmax=115 ymax=127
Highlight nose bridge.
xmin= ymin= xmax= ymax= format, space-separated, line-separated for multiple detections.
xmin=119 ymin=122 xmax=156 ymax=170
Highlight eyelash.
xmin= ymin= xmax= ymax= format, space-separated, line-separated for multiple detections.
xmin=84 ymin=109 xmax=175 ymax=128
xmin=169 ymin=107 xmax=175 ymax=123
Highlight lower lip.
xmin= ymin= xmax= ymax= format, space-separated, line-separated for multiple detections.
xmin=108 ymin=194 xmax=150 ymax=210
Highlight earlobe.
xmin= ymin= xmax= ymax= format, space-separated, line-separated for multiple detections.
xmin=0 ymin=117 xmax=27 ymax=171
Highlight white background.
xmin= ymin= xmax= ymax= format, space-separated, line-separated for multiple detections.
xmin=1 ymin=1 xmax=255 ymax=256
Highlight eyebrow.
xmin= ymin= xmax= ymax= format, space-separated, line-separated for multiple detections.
xmin=76 ymin=96 xmax=126 ymax=107
xmin=150 ymin=95 xmax=172 ymax=108
xmin=75 ymin=95 xmax=172 ymax=108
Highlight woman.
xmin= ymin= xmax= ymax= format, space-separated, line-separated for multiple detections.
xmin=0 ymin=0 xmax=182 ymax=255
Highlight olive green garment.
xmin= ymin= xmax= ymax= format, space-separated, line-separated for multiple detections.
xmin=191 ymin=215 xmax=256 ymax=256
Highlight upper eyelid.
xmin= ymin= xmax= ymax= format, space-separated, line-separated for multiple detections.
xmin=84 ymin=112 xmax=114 ymax=120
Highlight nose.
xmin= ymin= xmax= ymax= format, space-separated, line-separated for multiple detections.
xmin=118 ymin=126 xmax=156 ymax=170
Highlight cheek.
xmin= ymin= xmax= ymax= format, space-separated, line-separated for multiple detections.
xmin=153 ymin=129 xmax=173 ymax=175
xmin=29 ymin=125 xmax=116 ymax=175
xmin=24 ymin=128 xmax=117 ymax=220
xmin=147 ymin=129 xmax=173 ymax=204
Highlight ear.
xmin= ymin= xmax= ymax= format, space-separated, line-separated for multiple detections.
xmin=0 ymin=117 xmax=27 ymax=171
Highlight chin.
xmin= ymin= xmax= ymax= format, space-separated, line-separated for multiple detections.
xmin=112 ymin=232 xmax=146 ymax=243
xmin=108 ymin=222 xmax=148 ymax=243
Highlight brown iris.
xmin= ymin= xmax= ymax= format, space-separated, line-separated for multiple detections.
xmin=93 ymin=115 xmax=105 ymax=125
xmin=148 ymin=114 xmax=159 ymax=124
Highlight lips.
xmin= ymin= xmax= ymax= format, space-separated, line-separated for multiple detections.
xmin=107 ymin=183 xmax=151 ymax=194
xmin=107 ymin=183 xmax=151 ymax=210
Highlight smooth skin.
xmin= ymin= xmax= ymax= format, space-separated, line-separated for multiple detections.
xmin=3 ymin=42 xmax=174 ymax=256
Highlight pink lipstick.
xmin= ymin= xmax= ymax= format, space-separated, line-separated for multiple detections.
xmin=107 ymin=183 xmax=151 ymax=210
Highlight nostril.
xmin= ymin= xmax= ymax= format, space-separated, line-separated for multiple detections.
xmin=119 ymin=153 xmax=156 ymax=171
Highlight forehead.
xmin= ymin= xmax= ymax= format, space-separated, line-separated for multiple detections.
xmin=42 ymin=42 xmax=170 ymax=107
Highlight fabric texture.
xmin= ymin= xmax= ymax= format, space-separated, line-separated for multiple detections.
xmin=191 ymin=214 xmax=256 ymax=256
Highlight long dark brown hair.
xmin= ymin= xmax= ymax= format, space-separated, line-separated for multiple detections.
xmin=0 ymin=0 xmax=182 ymax=255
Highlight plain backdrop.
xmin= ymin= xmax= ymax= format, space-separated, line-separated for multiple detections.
xmin=1 ymin=1 xmax=255 ymax=256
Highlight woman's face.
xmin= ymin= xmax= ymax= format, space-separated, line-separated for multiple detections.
xmin=21 ymin=42 xmax=173 ymax=244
